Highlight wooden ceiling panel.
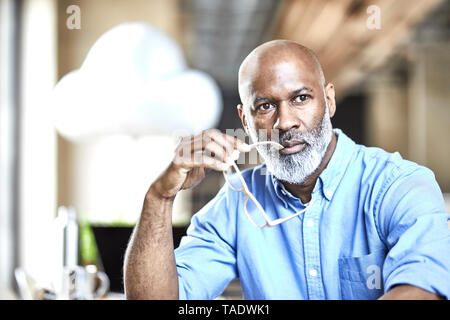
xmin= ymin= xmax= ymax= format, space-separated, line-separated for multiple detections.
xmin=274 ymin=0 xmax=444 ymax=96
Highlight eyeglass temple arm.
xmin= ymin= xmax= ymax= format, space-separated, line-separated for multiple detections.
xmin=267 ymin=198 xmax=316 ymax=227
xmin=245 ymin=189 xmax=274 ymax=223
xmin=224 ymin=161 xmax=273 ymax=222
xmin=223 ymin=140 xmax=295 ymax=228
xmin=244 ymin=195 xmax=316 ymax=228
xmin=222 ymin=162 xmax=273 ymax=228
xmin=222 ymin=162 xmax=248 ymax=192
xmin=243 ymin=197 xmax=268 ymax=228
xmin=222 ymin=140 xmax=283 ymax=189
xmin=248 ymin=141 xmax=284 ymax=150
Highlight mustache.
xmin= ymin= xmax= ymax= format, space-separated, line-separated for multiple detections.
xmin=254 ymin=129 xmax=311 ymax=144
xmin=278 ymin=129 xmax=311 ymax=145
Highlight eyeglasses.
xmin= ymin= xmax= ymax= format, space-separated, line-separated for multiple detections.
xmin=222 ymin=141 xmax=315 ymax=228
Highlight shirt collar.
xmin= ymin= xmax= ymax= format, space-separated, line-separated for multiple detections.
xmin=318 ymin=128 xmax=355 ymax=200
xmin=270 ymin=128 xmax=356 ymax=202
xmin=270 ymin=173 xmax=291 ymax=207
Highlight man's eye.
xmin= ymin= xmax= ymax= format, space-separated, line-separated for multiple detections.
xmin=257 ymin=103 xmax=273 ymax=111
xmin=293 ymin=95 xmax=310 ymax=103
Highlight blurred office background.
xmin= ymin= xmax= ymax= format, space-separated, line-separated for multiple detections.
xmin=0 ymin=0 xmax=449 ymax=299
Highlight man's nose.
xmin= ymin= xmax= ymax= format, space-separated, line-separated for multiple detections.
xmin=273 ymin=102 xmax=300 ymax=132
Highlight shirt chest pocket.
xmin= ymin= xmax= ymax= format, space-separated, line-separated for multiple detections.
xmin=338 ymin=249 xmax=387 ymax=300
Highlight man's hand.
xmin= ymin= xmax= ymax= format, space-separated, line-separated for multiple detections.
xmin=124 ymin=129 xmax=250 ymax=299
xmin=152 ymin=129 xmax=251 ymax=199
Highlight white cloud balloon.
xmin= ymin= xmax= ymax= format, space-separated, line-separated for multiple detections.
xmin=52 ymin=22 xmax=222 ymax=141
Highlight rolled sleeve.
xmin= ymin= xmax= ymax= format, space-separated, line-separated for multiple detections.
xmin=175 ymin=185 xmax=239 ymax=300
xmin=377 ymin=166 xmax=450 ymax=298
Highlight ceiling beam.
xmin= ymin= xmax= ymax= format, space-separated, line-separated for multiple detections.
xmin=274 ymin=0 xmax=444 ymax=97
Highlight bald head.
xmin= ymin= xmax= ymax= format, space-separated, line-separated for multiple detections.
xmin=238 ymin=40 xmax=325 ymax=104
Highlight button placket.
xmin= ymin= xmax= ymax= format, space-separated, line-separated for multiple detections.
xmin=309 ymin=269 xmax=318 ymax=277
xmin=302 ymin=197 xmax=325 ymax=299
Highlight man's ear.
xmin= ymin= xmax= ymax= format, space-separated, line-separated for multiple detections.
xmin=237 ymin=104 xmax=249 ymax=133
xmin=325 ymin=83 xmax=336 ymax=118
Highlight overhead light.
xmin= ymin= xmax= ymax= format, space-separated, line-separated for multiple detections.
xmin=52 ymin=22 xmax=222 ymax=142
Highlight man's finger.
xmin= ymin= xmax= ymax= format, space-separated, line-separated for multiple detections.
xmin=207 ymin=129 xmax=251 ymax=154
xmin=204 ymin=141 xmax=229 ymax=163
xmin=192 ymin=150 xmax=230 ymax=171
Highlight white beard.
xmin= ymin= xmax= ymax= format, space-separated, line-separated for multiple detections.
xmin=247 ymin=105 xmax=333 ymax=185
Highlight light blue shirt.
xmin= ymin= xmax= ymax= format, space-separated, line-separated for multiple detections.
xmin=175 ymin=129 xmax=450 ymax=299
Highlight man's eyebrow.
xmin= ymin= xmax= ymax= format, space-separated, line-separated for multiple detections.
xmin=292 ymin=87 xmax=313 ymax=95
xmin=253 ymin=87 xmax=314 ymax=105
xmin=253 ymin=96 xmax=270 ymax=104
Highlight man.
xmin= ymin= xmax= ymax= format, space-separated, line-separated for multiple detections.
xmin=124 ymin=40 xmax=450 ymax=300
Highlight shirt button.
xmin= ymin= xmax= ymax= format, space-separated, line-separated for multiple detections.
xmin=326 ymin=190 xmax=333 ymax=198
xmin=306 ymin=219 xmax=314 ymax=227
xmin=309 ymin=269 xmax=318 ymax=277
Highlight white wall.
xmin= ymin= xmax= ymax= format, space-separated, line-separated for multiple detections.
xmin=18 ymin=0 xmax=58 ymax=285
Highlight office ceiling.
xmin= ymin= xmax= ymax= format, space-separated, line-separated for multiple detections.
xmin=182 ymin=0 xmax=282 ymax=91
xmin=182 ymin=0 xmax=445 ymax=96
